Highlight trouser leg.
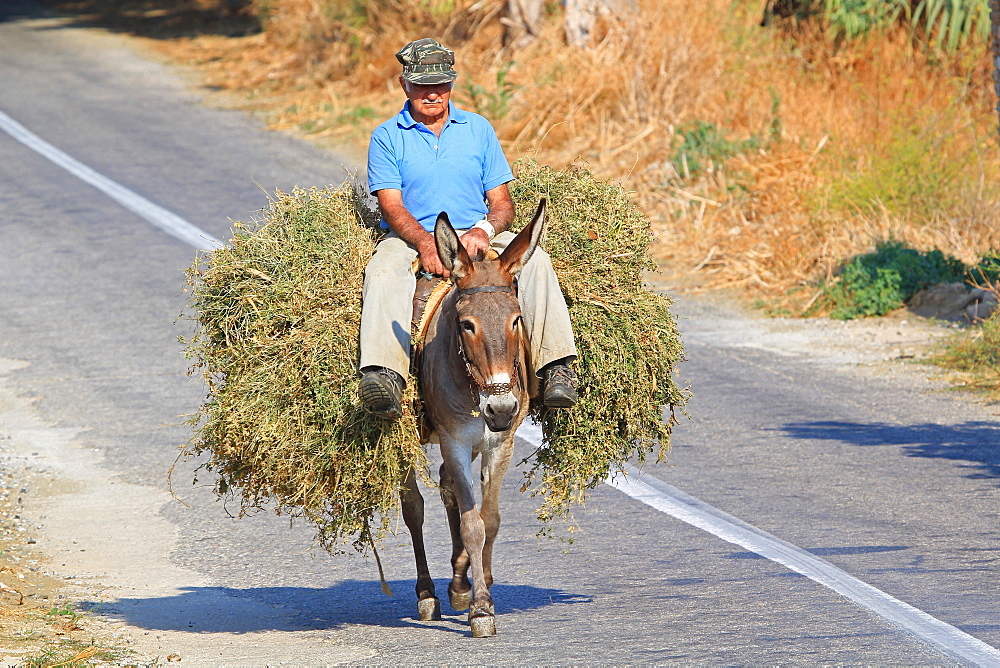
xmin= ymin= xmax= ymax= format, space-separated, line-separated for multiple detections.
xmin=491 ymin=232 xmax=577 ymax=397
xmin=359 ymin=236 xmax=418 ymax=378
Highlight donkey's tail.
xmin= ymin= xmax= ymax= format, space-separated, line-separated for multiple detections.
xmin=369 ymin=534 xmax=394 ymax=596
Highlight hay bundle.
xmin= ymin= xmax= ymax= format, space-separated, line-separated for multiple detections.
xmin=509 ymin=160 xmax=687 ymax=521
xmin=182 ymin=159 xmax=687 ymax=550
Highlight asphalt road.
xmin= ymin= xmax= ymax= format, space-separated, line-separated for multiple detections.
xmin=1 ymin=2 xmax=998 ymax=664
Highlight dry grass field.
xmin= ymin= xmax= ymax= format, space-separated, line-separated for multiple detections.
xmin=50 ymin=0 xmax=1000 ymax=315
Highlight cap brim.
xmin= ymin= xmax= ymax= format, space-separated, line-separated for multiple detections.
xmin=402 ymin=70 xmax=457 ymax=85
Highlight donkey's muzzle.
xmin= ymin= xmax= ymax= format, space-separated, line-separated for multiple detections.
xmin=483 ymin=394 xmax=519 ymax=432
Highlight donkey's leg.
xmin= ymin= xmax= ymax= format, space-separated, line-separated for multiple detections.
xmin=439 ymin=441 xmax=496 ymax=637
xmin=480 ymin=438 xmax=515 ymax=592
xmin=439 ymin=462 xmax=472 ymax=611
xmin=400 ymin=467 xmax=440 ymax=621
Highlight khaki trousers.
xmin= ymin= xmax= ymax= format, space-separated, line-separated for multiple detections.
xmin=359 ymin=231 xmax=577 ymax=394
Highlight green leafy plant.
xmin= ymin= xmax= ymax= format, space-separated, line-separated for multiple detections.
xmin=912 ymin=0 xmax=990 ymax=51
xmin=823 ymin=0 xmax=909 ymax=41
xmin=670 ymin=120 xmax=760 ymax=179
xmin=823 ymin=240 xmax=967 ymax=319
xmin=821 ymin=118 xmax=968 ymax=219
xmin=969 ymin=250 xmax=1000 ymax=284
xmin=463 ymin=62 xmax=520 ymax=120
xmin=768 ymin=0 xmax=988 ymax=49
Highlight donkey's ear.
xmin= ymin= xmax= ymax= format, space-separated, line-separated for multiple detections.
xmin=499 ymin=198 xmax=546 ymax=277
xmin=434 ymin=211 xmax=473 ymax=279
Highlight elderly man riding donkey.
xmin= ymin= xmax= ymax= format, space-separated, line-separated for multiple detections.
xmin=358 ymin=38 xmax=579 ymax=636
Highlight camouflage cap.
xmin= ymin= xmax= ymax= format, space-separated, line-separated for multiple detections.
xmin=396 ymin=38 xmax=457 ymax=85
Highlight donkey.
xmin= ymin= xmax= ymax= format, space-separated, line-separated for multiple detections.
xmin=399 ymin=199 xmax=547 ymax=638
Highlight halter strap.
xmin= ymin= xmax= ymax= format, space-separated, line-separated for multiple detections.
xmin=458 ymin=285 xmax=514 ymax=296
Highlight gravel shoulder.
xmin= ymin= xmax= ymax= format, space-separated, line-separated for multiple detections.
xmin=0 ymin=360 xmax=142 ymax=665
xmin=670 ymin=293 xmax=986 ymax=409
xmin=675 ymin=293 xmax=960 ymax=368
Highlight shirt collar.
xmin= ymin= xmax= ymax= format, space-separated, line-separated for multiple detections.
xmin=398 ymin=101 xmax=468 ymax=129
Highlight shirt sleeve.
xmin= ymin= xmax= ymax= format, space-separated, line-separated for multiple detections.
xmin=367 ymin=125 xmax=401 ymax=193
xmin=480 ymin=121 xmax=514 ymax=193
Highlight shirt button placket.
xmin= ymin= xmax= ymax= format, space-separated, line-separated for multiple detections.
xmin=434 ymin=123 xmax=445 ymax=159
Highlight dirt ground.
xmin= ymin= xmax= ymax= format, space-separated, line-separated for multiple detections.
xmin=0 ymin=438 xmax=142 ymax=665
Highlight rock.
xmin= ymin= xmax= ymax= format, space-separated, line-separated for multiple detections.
xmin=965 ymin=288 xmax=998 ymax=323
xmin=906 ymin=282 xmax=972 ymax=320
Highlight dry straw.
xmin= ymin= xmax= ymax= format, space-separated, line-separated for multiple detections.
xmin=182 ymin=158 xmax=687 ymax=551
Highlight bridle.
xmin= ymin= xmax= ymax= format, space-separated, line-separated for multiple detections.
xmin=455 ymin=283 xmax=521 ymax=402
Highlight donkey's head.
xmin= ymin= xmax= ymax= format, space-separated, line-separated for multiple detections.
xmin=434 ymin=199 xmax=547 ymax=432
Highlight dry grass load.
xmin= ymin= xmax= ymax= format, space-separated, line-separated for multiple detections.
xmin=181 ymin=159 xmax=687 ymax=549
xmin=510 ymin=159 xmax=687 ymax=521
xmin=181 ymin=185 xmax=422 ymax=550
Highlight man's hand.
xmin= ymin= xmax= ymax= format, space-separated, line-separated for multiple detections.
xmin=417 ymin=227 xmax=488 ymax=278
xmin=376 ymin=189 xmax=450 ymax=276
xmin=460 ymin=227 xmax=492 ymax=260
xmin=416 ymin=235 xmax=449 ymax=277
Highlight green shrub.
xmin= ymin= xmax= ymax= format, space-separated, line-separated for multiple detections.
xmin=820 ymin=119 xmax=968 ymax=219
xmin=823 ymin=0 xmax=908 ymax=41
xmin=768 ymin=0 xmax=989 ymax=50
xmin=970 ymin=250 xmax=1000 ymax=284
xmin=670 ymin=120 xmax=760 ymax=180
xmin=823 ymin=240 xmax=966 ymax=318
xmin=931 ymin=309 xmax=1000 ymax=400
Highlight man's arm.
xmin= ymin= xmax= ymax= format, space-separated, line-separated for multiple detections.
xmin=375 ymin=188 xmax=447 ymax=276
xmin=377 ymin=182 xmax=516 ymax=276
xmin=484 ymin=182 xmax=515 ymax=234
xmin=460 ymin=182 xmax=515 ymax=259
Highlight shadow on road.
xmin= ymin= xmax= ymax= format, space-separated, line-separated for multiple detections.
xmin=1 ymin=0 xmax=259 ymax=38
xmin=0 ymin=0 xmax=48 ymax=22
xmin=778 ymin=420 xmax=1000 ymax=480
xmin=82 ymin=580 xmax=592 ymax=634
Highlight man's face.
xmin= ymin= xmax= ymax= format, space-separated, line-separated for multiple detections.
xmin=401 ymin=78 xmax=453 ymax=119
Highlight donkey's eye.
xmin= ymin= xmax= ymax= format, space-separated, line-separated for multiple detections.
xmin=460 ymin=320 xmax=476 ymax=333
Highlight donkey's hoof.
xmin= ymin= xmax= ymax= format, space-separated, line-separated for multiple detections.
xmin=417 ymin=596 xmax=441 ymax=621
xmin=469 ymin=613 xmax=497 ymax=638
xmin=448 ymin=588 xmax=471 ymax=612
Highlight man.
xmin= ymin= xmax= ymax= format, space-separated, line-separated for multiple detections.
xmin=359 ymin=37 xmax=578 ymax=419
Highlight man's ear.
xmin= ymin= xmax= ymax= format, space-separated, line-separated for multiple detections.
xmin=434 ymin=212 xmax=473 ymax=279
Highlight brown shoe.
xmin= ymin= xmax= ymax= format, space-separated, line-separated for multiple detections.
xmin=359 ymin=367 xmax=405 ymax=419
xmin=542 ymin=363 xmax=578 ymax=408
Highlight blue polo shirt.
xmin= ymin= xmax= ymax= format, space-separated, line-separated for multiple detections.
xmin=367 ymin=102 xmax=514 ymax=231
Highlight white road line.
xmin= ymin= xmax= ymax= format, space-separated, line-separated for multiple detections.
xmin=8 ymin=104 xmax=996 ymax=665
xmin=0 ymin=109 xmax=222 ymax=252
xmin=516 ymin=422 xmax=999 ymax=666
